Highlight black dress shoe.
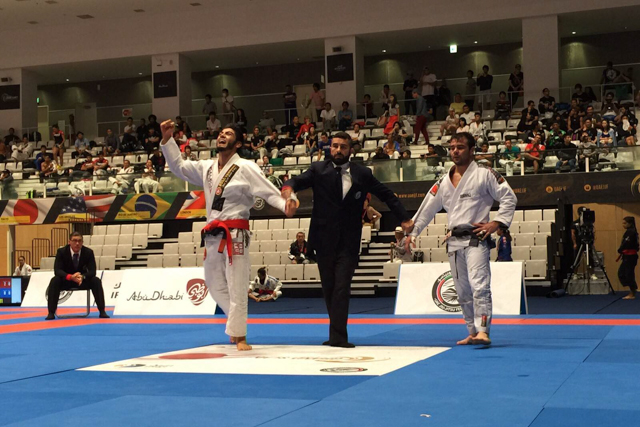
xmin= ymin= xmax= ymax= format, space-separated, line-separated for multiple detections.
xmin=99 ymin=311 xmax=110 ymax=319
xmin=322 ymin=340 xmax=331 ymax=346
xmin=45 ymin=314 xmax=55 ymax=320
xmin=330 ymin=342 xmax=355 ymax=348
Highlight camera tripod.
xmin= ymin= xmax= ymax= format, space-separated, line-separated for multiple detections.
xmin=564 ymin=239 xmax=615 ymax=295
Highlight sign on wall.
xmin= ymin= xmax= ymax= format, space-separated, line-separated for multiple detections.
xmin=326 ymin=53 xmax=354 ymax=83
xmin=153 ymin=71 xmax=177 ymax=99
xmin=0 ymin=85 xmax=20 ymax=110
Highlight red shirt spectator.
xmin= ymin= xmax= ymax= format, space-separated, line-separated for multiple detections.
xmin=525 ymin=142 xmax=545 ymax=159
xmin=296 ymin=118 xmax=315 ymax=140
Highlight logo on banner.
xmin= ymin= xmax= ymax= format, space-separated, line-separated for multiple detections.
xmin=432 ymin=271 xmax=461 ymax=313
xmin=186 ymin=279 xmax=209 ymax=306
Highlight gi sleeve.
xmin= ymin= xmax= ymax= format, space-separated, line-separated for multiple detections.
xmin=161 ymin=137 xmax=206 ymax=187
xmin=484 ymin=168 xmax=517 ymax=227
xmin=249 ymin=279 xmax=257 ymax=292
xmin=244 ymin=161 xmax=286 ymax=213
xmin=410 ymin=181 xmax=444 ymax=238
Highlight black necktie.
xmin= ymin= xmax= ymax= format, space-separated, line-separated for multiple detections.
xmin=73 ymin=253 xmax=79 ymax=269
xmin=335 ymin=166 xmax=343 ymax=199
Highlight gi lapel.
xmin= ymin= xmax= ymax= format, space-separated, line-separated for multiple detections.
xmin=448 ymin=161 xmax=477 ymax=209
xmin=209 ymin=154 xmax=241 ymax=212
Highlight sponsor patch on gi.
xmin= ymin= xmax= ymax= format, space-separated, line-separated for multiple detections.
xmin=215 ymin=187 xmax=222 ymax=196
xmin=481 ymin=315 xmax=487 ymax=327
xmin=232 ymin=242 xmax=244 ymax=255
xmin=429 ymin=184 xmax=439 ymax=196
xmin=355 ymin=191 xmax=361 ymax=200
xmin=481 ymin=165 xmax=505 ymax=184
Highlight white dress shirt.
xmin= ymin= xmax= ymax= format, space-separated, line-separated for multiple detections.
xmin=333 ymin=162 xmax=352 ymax=199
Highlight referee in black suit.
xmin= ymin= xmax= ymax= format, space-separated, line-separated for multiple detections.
xmin=282 ymin=132 xmax=413 ymax=347
xmin=46 ymin=231 xmax=109 ymax=320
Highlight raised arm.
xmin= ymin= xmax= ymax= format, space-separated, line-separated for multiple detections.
xmin=159 ymin=120 xmax=206 ymax=187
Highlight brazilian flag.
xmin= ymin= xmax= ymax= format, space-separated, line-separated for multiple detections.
xmin=115 ymin=193 xmax=177 ymax=221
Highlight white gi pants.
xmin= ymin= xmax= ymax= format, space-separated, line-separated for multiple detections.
xmin=135 ymin=177 xmax=159 ymax=193
xmin=203 ymin=231 xmax=251 ymax=337
xmin=448 ymin=243 xmax=492 ymax=335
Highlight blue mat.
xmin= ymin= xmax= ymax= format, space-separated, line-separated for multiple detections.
xmin=530 ymin=407 xmax=640 ymax=426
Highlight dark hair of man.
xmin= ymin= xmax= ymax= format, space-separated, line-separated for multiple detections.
xmin=223 ymin=124 xmax=245 ymax=144
xmin=454 ymin=132 xmax=476 ymax=150
xmin=148 ymin=114 xmax=157 ymax=121
xmin=296 ymin=232 xmax=304 ymax=237
xmin=575 ymin=84 xmax=583 ymax=90
xmin=320 ymin=132 xmax=328 ymax=137
xmin=313 ymin=83 xmax=320 ymax=90
xmin=77 ymin=131 xmax=84 ymax=137
xmin=384 ymin=84 xmax=390 ymax=89
xmin=205 ymin=94 xmax=211 ymax=99
xmin=483 ymin=65 xmax=489 ymax=70
xmin=332 ymin=131 xmax=352 ymax=146
xmin=69 ymin=231 xmax=83 ymax=240
xmin=257 ymin=267 xmax=266 ymax=276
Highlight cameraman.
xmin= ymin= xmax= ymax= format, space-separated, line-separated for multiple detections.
xmin=571 ymin=207 xmax=597 ymax=281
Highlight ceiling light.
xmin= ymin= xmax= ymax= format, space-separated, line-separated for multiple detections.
xmin=474 ymin=41 xmax=478 ymax=44
xmin=572 ymin=31 xmax=576 ymax=35
xmin=215 ymin=65 xmax=219 ymax=69
xmin=256 ymin=62 xmax=259 ymax=65
xmin=77 ymin=14 xmax=94 ymax=19
xmin=138 ymin=72 xmax=143 ymax=75
xmin=66 ymin=79 xmax=70 ymax=82
xmin=382 ymin=49 xmax=386 ymax=53
xmin=449 ymin=44 xmax=458 ymax=54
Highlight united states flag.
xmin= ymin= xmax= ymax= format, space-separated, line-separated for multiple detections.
xmin=60 ymin=195 xmax=115 ymax=221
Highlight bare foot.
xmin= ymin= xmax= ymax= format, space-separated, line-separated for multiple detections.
xmin=623 ymin=293 xmax=636 ymax=300
xmin=236 ymin=337 xmax=252 ymax=351
xmin=456 ymin=335 xmax=476 ymax=345
xmin=472 ymin=332 xmax=491 ymax=345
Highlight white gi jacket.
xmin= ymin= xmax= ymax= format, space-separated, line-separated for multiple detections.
xmin=161 ymin=137 xmax=286 ymax=222
xmin=250 ymin=275 xmax=283 ymax=299
xmin=410 ymin=162 xmax=517 ymax=251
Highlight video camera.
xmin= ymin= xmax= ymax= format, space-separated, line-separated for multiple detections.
xmin=576 ymin=207 xmax=595 ymax=243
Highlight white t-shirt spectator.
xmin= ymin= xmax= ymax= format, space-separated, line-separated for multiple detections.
xmin=321 ymin=109 xmax=337 ymax=122
xmin=421 ymin=73 xmax=437 ymax=96
xmin=124 ymin=124 xmax=136 ymax=134
xmin=460 ymin=112 xmax=475 ymax=124
xmin=207 ymin=118 xmax=221 ymax=132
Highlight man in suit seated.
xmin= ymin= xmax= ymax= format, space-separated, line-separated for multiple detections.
xmin=46 ymin=231 xmax=109 ymax=320
xmin=288 ymin=231 xmax=315 ymax=264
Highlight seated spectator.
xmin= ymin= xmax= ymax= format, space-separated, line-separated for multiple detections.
xmin=120 ymin=126 xmax=139 ymax=153
xmin=387 ymin=94 xmax=400 ymax=118
xmin=583 ymin=105 xmax=601 ymax=127
xmin=150 ymin=148 xmax=166 ymax=173
xmin=361 ymin=94 xmax=375 ymax=119
xmin=202 ymin=94 xmax=217 ymax=118
xmin=249 ymin=267 xmax=283 ymax=302
xmin=258 ymin=111 xmax=275 ymax=135
xmin=289 ymin=232 xmax=315 ymax=264
xmin=390 ymin=226 xmax=413 ymax=263
xmin=45 ymin=232 xmax=109 ymax=320
xmin=555 ymin=134 xmax=578 ymax=173
xmin=321 ymin=102 xmax=337 ymax=131
xmin=362 ymin=193 xmax=382 ymax=229
xmin=517 ymin=100 xmax=539 ymax=133
xmin=317 ymin=132 xmax=331 ymax=160
xmin=601 ymin=92 xmax=619 ymax=121
xmin=39 ymin=154 xmax=56 ymax=181
xmin=390 ymin=122 xmax=409 ymax=147
xmin=175 ymin=130 xmax=188 ymax=146
xmin=338 ymin=101 xmax=353 ymax=131
xmin=260 ymin=155 xmax=273 ymax=177
xmin=578 ymin=133 xmax=598 ymax=169
xmin=383 ymin=134 xmax=400 ymax=159
xmin=547 ymin=122 xmax=566 ymax=148
xmin=92 ymin=152 xmax=109 ymax=176
xmin=181 ymin=145 xmax=197 ymax=161
xmin=74 ymin=153 xmax=95 ymax=178
xmin=135 ymin=160 xmax=160 ymax=193
xmin=265 ymin=130 xmax=280 ymax=158
xmin=34 ymin=145 xmax=48 ymax=171
xmin=239 ymin=135 xmax=257 ymax=159
xmin=175 ymin=116 xmax=192 ymax=138
xmin=14 ymin=255 xmax=32 ymax=276
xmin=615 ymin=106 xmax=638 ymax=127
xmin=449 ymin=93 xmax=466 ymax=114
xmin=350 ymin=123 xmax=365 ymax=152
xmin=469 ymin=113 xmax=486 ymax=144
xmin=72 ymin=131 xmax=90 ymax=159
xmin=459 ymin=104 xmax=475 ymax=125
xmin=567 ymin=107 xmax=582 ymax=134
xmin=538 ymin=88 xmax=556 ymax=118
xmin=475 ymin=142 xmax=493 ymax=166
xmin=440 ymin=108 xmax=459 ymax=135
xmin=580 ymin=118 xmax=598 ymax=144
xmin=456 ymin=117 xmax=470 ymax=134
xmin=616 ymin=115 xmax=637 ymax=146
xmin=3 ymin=128 xmax=20 ymax=145
xmin=236 ymin=108 xmax=248 ymax=129
xmin=249 ymin=126 xmax=266 ymax=158
xmin=371 ymin=146 xmax=390 ymax=160
xmin=0 ymin=170 xmax=16 ymax=199
xmin=283 ymin=116 xmax=301 ymax=142
xmin=206 ymin=112 xmax=222 ymax=139
xmin=525 ymin=122 xmax=546 ymax=146
xmin=584 ymin=87 xmax=598 ymax=103
xmin=145 ymin=127 xmax=161 ymax=154
xmin=108 ymin=159 xmax=134 ymax=194
xmin=571 ymin=84 xmax=590 ymax=109
xmin=11 ymin=136 xmax=33 ymax=162
xmin=104 ymin=128 xmax=121 ymax=155
xmin=498 ymin=138 xmax=521 ymax=177
xmin=521 ymin=135 xmax=545 ymax=174
xmin=296 ymin=116 xmax=315 ymax=141
xmin=136 ymin=118 xmax=148 ymax=143
xmin=597 ymin=120 xmax=617 ymax=147
xmin=148 ymin=115 xmax=161 ymax=135
xmin=495 ymin=91 xmax=511 ymax=120
xmin=305 ymin=126 xmax=319 ymax=156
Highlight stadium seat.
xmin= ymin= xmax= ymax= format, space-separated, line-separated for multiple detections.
xmin=285 ymin=264 xmax=304 ymax=280
xmin=163 ymin=243 xmax=179 ymax=255
xmin=192 ymin=221 xmax=206 ymax=233
xmin=263 ymin=252 xmax=281 ymax=265
xmin=163 ymin=255 xmax=179 ymax=268
xmin=199 ymin=150 xmax=211 ymax=160
xmin=304 ymin=264 xmax=320 ymax=281
xmin=147 ymin=255 xmax=163 ymax=268
xmin=252 ymin=220 xmax=268 ymax=230
xmin=181 ymin=254 xmax=197 ymax=267
xmin=428 ymin=224 xmax=446 ymax=236
xmin=271 ymin=229 xmax=288 ymax=241
xmin=249 ymin=243 xmax=261 ymax=253
xmin=284 ymin=218 xmax=299 ymax=229
xmin=268 ymin=219 xmax=284 ymax=229
xmin=99 ymin=256 xmax=116 ymax=270
xmin=382 ymin=263 xmax=400 ymax=280
xmin=419 ymin=236 xmax=439 ymax=249
xmin=106 ymin=224 xmax=121 ymax=235
xmin=530 ymin=246 xmax=547 ymax=260
xmin=514 ymin=234 xmax=535 ymax=247
xmin=519 ymin=222 xmax=538 ymax=234
xmin=543 ymin=209 xmax=556 ymax=221
xmin=434 ymin=213 xmax=448 ymax=225
xmin=93 ymin=225 xmax=107 ymax=236
xmin=363 ymin=140 xmax=377 ymax=152
xmin=288 ymin=229 xmax=302 ymax=240
xmin=250 ymin=253 xmax=263 ymax=266
xmin=525 ymin=260 xmax=547 ymax=278
xmin=84 ymin=235 xmax=92 ymax=246
xmin=513 ymin=211 xmax=524 ymax=222
xmin=283 ymin=157 xmax=297 ymax=166
xmin=120 ymin=224 xmax=134 ymax=235
xmin=361 ymin=226 xmax=372 ymax=242
xmin=104 ymin=235 xmax=119 ymax=246
xmin=179 ymin=243 xmax=196 ymax=254
xmin=92 ymin=246 xmax=103 ymax=257
xmin=268 ymin=265 xmax=285 ymax=280
xmin=507 ymin=119 xmax=519 ymax=129
xmin=430 ymin=248 xmax=449 ymax=263
xmin=539 ymin=221 xmax=553 ymax=234
xmin=117 ymin=244 xmax=132 ymax=260
xmin=178 ymin=232 xmax=193 ymax=243
xmin=148 ymin=223 xmax=163 ymax=238
xmin=133 ymin=234 xmax=148 ymax=249
xmin=255 ymin=230 xmax=272 ymax=241
xmin=511 ymin=246 xmax=530 ymax=261
xmin=40 ymin=257 xmax=55 ymax=270
xmin=102 ymin=245 xmax=118 ymax=258
xmin=491 ymin=120 xmax=506 ymax=131
xmin=509 ymin=222 xmax=520 ymax=233
xmin=534 ymin=234 xmax=548 ymax=246
xmin=274 ymin=240 xmax=289 ymax=252
xmin=134 ymin=223 xmax=149 ymax=235
xmin=525 ymin=210 xmax=543 ymax=222
xmin=260 ymin=241 xmax=277 ymax=252
xmin=299 ymin=218 xmax=311 ymax=229
xmin=91 ymin=235 xmax=105 ymax=247
xmin=298 ymin=156 xmax=311 ymax=165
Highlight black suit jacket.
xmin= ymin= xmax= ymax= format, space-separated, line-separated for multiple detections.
xmin=284 ymin=160 xmax=410 ymax=256
xmin=54 ymin=245 xmax=97 ymax=281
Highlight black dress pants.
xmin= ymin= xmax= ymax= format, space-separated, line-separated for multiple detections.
xmin=47 ymin=276 xmax=106 ymax=314
xmin=316 ymin=245 xmax=359 ymax=344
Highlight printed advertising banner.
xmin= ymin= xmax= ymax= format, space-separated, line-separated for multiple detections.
xmin=113 ymin=268 xmax=216 ymax=315
xmin=22 ymin=270 xmax=123 ymax=307
xmin=395 ymin=262 xmax=527 ymax=315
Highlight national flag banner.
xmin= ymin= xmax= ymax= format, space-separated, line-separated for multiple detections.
xmin=176 ymin=191 xmax=206 ymax=219
xmin=56 ymin=195 xmax=116 ymax=223
xmin=115 ymin=193 xmax=177 ymax=221
xmin=0 ymin=199 xmax=55 ymax=225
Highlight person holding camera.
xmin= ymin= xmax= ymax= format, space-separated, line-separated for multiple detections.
xmin=618 ymin=216 xmax=639 ymax=300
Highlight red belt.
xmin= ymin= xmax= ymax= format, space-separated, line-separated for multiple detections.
xmin=257 ymin=289 xmax=274 ymax=295
xmin=202 ymin=219 xmax=250 ymax=265
xmin=622 ymin=250 xmax=638 ymax=256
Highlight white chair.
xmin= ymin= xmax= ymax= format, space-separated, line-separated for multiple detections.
xmin=288 ymin=229 xmax=302 ymax=240
xmin=364 ymin=140 xmax=377 ymax=152
xmin=133 ymin=234 xmax=148 ymax=249
xmin=268 ymin=265 xmax=286 ymax=280
xmin=260 ymin=241 xmax=277 ymax=252
xmin=268 ymin=219 xmax=284 ymax=229
xmin=84 ymin=235 xmax=92 ymax=246
xmin=253 ymin=220 xmax=269 ymax=230
xmin=428 ymin=224 xmax=447 ymax=236
xmin=298 ymin=156 xmax=311 ymax=165
xmin=117 ymin=244 xmax=132 ymax=260
xmin=434 ymin=213 xmax=448 ymax=225
xmin=511 ymin=246 xmax=530 ymax=261
xmin=263 ymin=252 xmax=281 ymax=265
xmin=91 ymin=235 xmax=105 ymax=247
xmin=192 ymin=221 xmax=206 ymax=233
xmin=361 ymin=226 xmax=372 ymax=242
xmin=538 ymin=221 xmax=553 ymax=234
xmin=284 ymin=157 xmax=297 ymax=166
xmin=418 ymin=236 xmax=439 ymax=249
xmin=525 ymin=260 xmax=547 ymax=278
xmin=178 ymin=232 xmax=193 ymax=243
xmin=530 ymin=246 xmax=547 ymax=260
xmin=179 ymin=243 xmax=196 ymax=254
xmin=299 ymin=218 xmax=311 ymax=229
xmin=507 ymin=119 xmax=519 ymax=129
xmin=163 ymin=255 xmax=179 ymax=268
xmin=120 ymin=224 xmax=135 ymax=235
xmin=181 ymin=254 xmax=197 ymax=267
xmin=285 ymin=264 xmax=304 ymax=280
xmin=149 ymin=223 xmax=163 ymax=238
xmin=93 ymin=225 xmax=107 ymax=236
xmin=104 ymin=235 xmax=119 ymax=246
xmin=271 ymin=229 xmax=288 ymax=241
xmin=491 ymin=120 xmax=506 ymax=131
xmin=525 ymin=210 xmax=543 ymax=222
xmin=249 ymin=243 xmax=261 ymax=253
xmin=106 ymin=224 xmax=121 ymax=235
xmin=382 ymin=263 xmax=400 ymax=280
xmin=134 ymin=223 xmax=149 ymax=235
xmin=520 ymin=222 xmax=539 ymax=234
xmin=100 ymin=256 xmax=116 ymax=270
xmin=255 ymin=230 xmax=272 ymax=241
xmin=92 ymin=246 xmax=103 ymax=257
xmin=515 ymin=234 xmax=535 ymax=247
xmin=534 ymin=234 xmax=548 ymax=246
xmin=196 ymin=254 xmax=204 ymax=267
xmin=40 ymin=257 xmax=56 ymax=270
xmin=250 ymin=253 xmax=263 ymax=266
xmin=276 ymin=240 xmax=291 ymax=252
xmin=163 ymin=243 xmax=179 ymax=255
xmin=284 ymin=218 xmax=299 ymax=229
xmin=513 ymin=211 xmax=524 ymax=222
xmin=102 ymin=245 xmax=118 ymax=258
xmin=430 ymin=248 xmax=449 ymax=263
xmin=304 ymin=264 xmax=320 ymax=281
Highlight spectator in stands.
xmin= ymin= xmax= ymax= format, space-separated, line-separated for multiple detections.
xmin=104 ymin=128 xmax=120 ymax=155
xmin=361 ymin=94 xmax=375 ymax=119
xmin=321 ymin=102 xmax=336 ymax=131
xmin=175 ymin=116 xmax=192 ymax=138
xmin=221 ymin=88 xmax=235 ymax=124
xmin=371 ymin=146 xmax=389 ymax=160
xmin=0 ymin=170 xmax=16 ymax=199
xmin=51 ymin=124 xmax=65 ymax=166
xmin=449 ymin=93 xmax=465 ymax=115
xmin=11 ymin=136 xmax=33 ymax=162
xmin=525 ymin=122 xmax=546 ymax=146
xmin=616 ymin=106 xmax=638 ymax=127
xmin=477 ymin=65 xmax=493 ymax=110
xmin=13 ymin=255 xmax=32 ymax=276
xmin=499 ymin=138 xmax=521 ymax=177
xmin=72 ymin=132 xmax=90 ymax=159
xmin=496 ymin=229 xmax=512 ymax=261
xmin=456 ymin=117 xmax=470 ymax=134
xmin=236 ymin=109 xmax=248 ymax=130
xmin=597 ymin=120 xmax=616 ymax=147
xmin=137 ymin=118 xmax=148 ymax=144
xmin=202 ymin=94 xmax=217 ymax=120
xmin=383 ymin=134 xmax=400 ymax=159
xmin=317 ymin=132 xmax=331 ymax=160
xmin=508 ymin=64 xmax=524 ymax=107
xmin=305 ymin=126 xmax=319 ymax=156
xmin=145 ymin=127 xmax=161 ymax=154
xmin=338 ymin=101 xmax=353 ymax=131
xmin=362 ymin=193 xmax=382 ymax=229
xmin=556 ymin=134 xmax=578 ymax=173
xmin=265 ymin=130 xmax=281 ymax=158
xmin=239 ymin=134 xmax=257 ymax=160
xmin=46 ymin=232 xmax=108 ymax=320
xmin=305 ymin=83 xmax=325 ymax=123
xmin=420 ymin=67 xmax=437 ymax=108
xmin=580 ymin=118 xmax=598 ymax=144
xmin=517 ymin=100 xmax=539 ymax=134
xmin=538 ymin=88 xmax=556 ymax=119
xmin=469 ymin=113 xmax=486 ymax=144
xmin=258 ymin=111 xmax=275 ymax=135
xmin=135 ymin=159 xmax=160 ymax=193
xmin=601 ymin=61 xmax=620 ymax=92
xmin=583 ymin=86 xmax=598 ymax=104
xmin=459 ymin=104 xmax=475 ymax=126
xmin=578 ymin=131 xmax=598 ymax=170
xmin=571 ymin=84 xmax=590 ymax=108
xmin=250 ymin=126 xmax=267 ymax=158
xmin=120 ymin=125 xmax=138 ymax=153
xmin=583 ymin=105 xmax=601 ymax=127
xmin=495 ymin=91 xmax=511 ymax=120
xmin=70 ymin=153 xmax=94 ymax=179
xmin=601 ymin=92 xmax=619 ymax=121
xmin=39 ymin=154 xmax=55 ymax=181
xmin=390 ymin=122 xmax=409 ymax=147
xmin=148 ymin=115 xmax=161 ymax=136
xmin=260 ymin=155 xmax=273 ymax=177
xmin=547 ymin=122 xmax=566 ymax=148
xmin=92 ymin=152 xmax=109 ymax=177
xmin=123 ymin=117 xmax=136 ymax=135
xmin=206 ymin=112 xmax=222 ymax=139
xmin=403 ymin=71 xmax=418 ymax=115
xmin=289 ymin=232 xmax=314 ymax=264
xmin=3 ymin=128 xmax=19 ymax=145
xmin=616 ymin=115 xmax=637 ymax=146
xmin=350 ymin=123 xmax=365 ymax=151
xmin=150 ymin=148 xmax=166 ymax=173
xmin=283 ymin=85 xmax=298 ymax=126
xmin=34 ymin=145 xmax=48 ymax=171
xmin=249 ymin=267 xmax=283 ymax=302
xmin=440 ymin=108 xmax=459 ymax=135
xmin=108 ymin=159 xmax=134 ymax=194
xmin=464 ymin=70 xmax=477 ymax=110
xmin=296 ymin=116 xmax=315 ymax=141
xmin=283 ymin=116 xmax=301 ymax=143
xmin=413 ymin=89 xmax=431 ymax=144
xmin=475 ymin=142 xmax=493 ymax=166
xmin=390 ymin=226 xmax=413 ymax=263
xmin=181 ymin=145 xmax=197 ymax=161
xmin=521 ymin=134 xmax=545 ymax=174
xmin=567 ymin=107 xmax=581 ymax=134
xmin=379 ymin=84 xmax=390 ymax=110
xmin=23 ymin=129 xmax=42 ymax=143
